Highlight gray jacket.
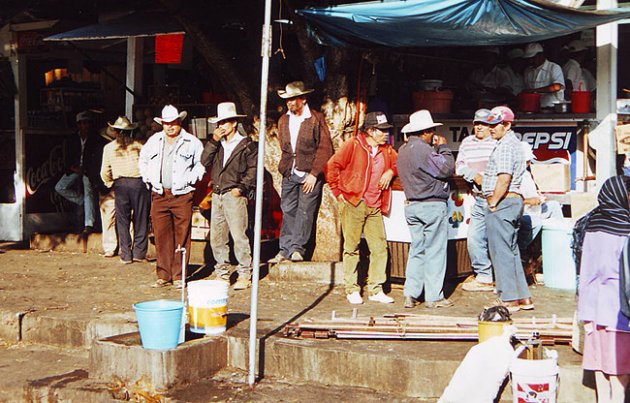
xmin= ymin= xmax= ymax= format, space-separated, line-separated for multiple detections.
xmin=396 ymin=136 xmax=455 ymax=202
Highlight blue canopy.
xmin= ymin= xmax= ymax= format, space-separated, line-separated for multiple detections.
xmin=297 ymin=0 xmax=630 ymax=47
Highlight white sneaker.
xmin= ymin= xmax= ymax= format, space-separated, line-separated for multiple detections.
xmin=346 ymin=291 xmax=363 ymax=305
xmin=368 ymin=291 xmax=394 ymax=304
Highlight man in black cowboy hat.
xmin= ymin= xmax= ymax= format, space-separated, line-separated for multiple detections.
xmin=269 ymin=81 xmax=333 ymax=263
xmin=202 ymin=102 xmax=258 ymax=290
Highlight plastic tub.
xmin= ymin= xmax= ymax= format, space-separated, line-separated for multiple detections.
xmin=133 ymin=299 xmax=184 ymax=350
xmin=571 ymin=91 xmax=591 ymax=113
xmin=412 ymin=91 xmax=454 ymax=114
xmin=517 ymin=93 xmax=541 ymax=113
xmin=188 ymin=280 xmax=228 ymax=335
xmin=510 ymin=356 xmax=558 ymax=403
xmin=541 ymin=219 xmax=576 ymax=290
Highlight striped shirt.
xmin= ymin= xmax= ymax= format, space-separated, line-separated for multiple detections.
xmin=481 ymin=131 xmax=525 ymax=197
xmin=100 ymin=140 xmax=143 ymax=188
xmin=455 ymin=135 xmax=496 ymax=191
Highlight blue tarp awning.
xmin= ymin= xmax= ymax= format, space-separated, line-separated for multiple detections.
xmin=297 ymin=0 xmax=630 ymax=47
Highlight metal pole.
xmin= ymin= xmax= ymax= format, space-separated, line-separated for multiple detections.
xmin=249 ymin=0 xmax=273 ymax=387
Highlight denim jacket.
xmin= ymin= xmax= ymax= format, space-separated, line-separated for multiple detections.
xmin=138 ymin=129 xmax=205 ymax=195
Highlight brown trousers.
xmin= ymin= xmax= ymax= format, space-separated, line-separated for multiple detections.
xmin=150 ymin=190 xmax=193 ymax=281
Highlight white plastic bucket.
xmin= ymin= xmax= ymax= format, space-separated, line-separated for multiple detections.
xmin=510 ymin=356 xmax=558 ymax=403
xmin=541 ymin=218 xmax=576 ymax=290
xmin=187 ymin=280 xmax=228 ymax=335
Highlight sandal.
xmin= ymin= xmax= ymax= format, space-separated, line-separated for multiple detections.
xmin=151 ymin=279 xmax=171 ymax=288
xmin=485 ymin=298 xmax=521 ymax=313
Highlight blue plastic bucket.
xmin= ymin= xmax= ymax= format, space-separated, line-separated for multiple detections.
xmin=541 ymin=219 xmax=576 ymax=290
xmin=133 ymin=299 xmax=184 ymax=350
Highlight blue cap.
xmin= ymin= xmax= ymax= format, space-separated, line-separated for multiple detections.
xmin=473 ymin=109 xmax=492 ymax=124
xmin=484 ymin=113 xmax=503 ymax=125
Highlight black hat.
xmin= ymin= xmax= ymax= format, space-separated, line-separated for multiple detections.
xmin=363 ymin=112 xmax=393 ymax=130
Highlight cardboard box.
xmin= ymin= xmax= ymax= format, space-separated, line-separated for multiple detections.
xmin=570 ymin=191 xmax=598 ymax=219
xmin=616 ymin=124 xmax=630 ymax=154
xmin=530 ymin=163 xmax=571 ymax=193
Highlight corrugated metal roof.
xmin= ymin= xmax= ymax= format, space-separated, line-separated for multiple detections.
xmin=44 ymin=11 xmax=184 ymax=41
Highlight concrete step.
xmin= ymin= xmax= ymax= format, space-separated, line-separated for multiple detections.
xmin=225 ymin=330 xmax=595 ymax=402
xmin=90 ymin=331 xmax=227 ymax=392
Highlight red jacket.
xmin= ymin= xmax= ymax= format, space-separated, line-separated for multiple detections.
xmin=325 ymin=133 xmax=397 ymax=215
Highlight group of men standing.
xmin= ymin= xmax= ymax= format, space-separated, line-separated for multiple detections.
xmin=56 ymin=81 xmax=534 ymax=312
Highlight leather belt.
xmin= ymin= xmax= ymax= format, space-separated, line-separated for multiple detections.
xmin=504 ymin=192 xmax=522 ymax=199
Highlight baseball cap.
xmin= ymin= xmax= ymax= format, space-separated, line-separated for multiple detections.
xmin=473 ymin=109 xmax=492 ymax=124
xmin=567 ymin=40 xmax=587 ymax=53
xmin=75 ymin=111 xmax=92 ymax=123
xmin=485 ymin=106 xmax=515 ymax=125
xmin=363 ymin=112 xmax=393 ymax=130
xmin=523 ymin=43 xmax=543 ymax=58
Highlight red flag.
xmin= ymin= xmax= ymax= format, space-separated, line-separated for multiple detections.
xmin=155 ymin=34 xmax=184 ymax=64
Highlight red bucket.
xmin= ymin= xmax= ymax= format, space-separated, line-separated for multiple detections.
xmin=571 ymin=91 xmax=591 ymax=113
xmin=517 ymin=93 xmax=541 ymax=113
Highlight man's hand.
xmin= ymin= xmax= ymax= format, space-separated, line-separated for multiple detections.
xmin=473 ymin=173 xmax=483 ymax=186
xmin=378 ymin=169 xmax=394 ymax=190
xmin=302 ymin=174 xmax=317 ymax=194
xmin=432 ymin=135 xmax=447 ymax=146
xmin=230 ymin=188 xmax=242 ymax=198
xmin=212 ymin=127 xmax=226 ymax=142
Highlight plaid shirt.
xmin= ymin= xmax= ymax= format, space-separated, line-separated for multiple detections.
xmin=481 ymin=131 xmax=525 ymax=197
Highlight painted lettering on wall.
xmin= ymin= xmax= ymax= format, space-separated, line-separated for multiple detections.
xmin=26 ymin=144 xmax=64 ymax=196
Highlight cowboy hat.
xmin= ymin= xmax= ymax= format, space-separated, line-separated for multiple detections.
xmin=154 ymin=105 xmax=187 ymax=125
xmin=401 ymin=110 xmax=442 ymax=134
xmin=277 ymin=81 xmax=314 ymax=99
xmin=75 ymin=111 xmax=92 ymax=122
xmin=208 ymin=102 xmax=246 ymax=124
xmin=108 ymin=116 xmax=139 ymax=131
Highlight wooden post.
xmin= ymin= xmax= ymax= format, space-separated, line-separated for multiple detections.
xmin=125 ymin=37 xmax=143 ymax=120
xmin=595 ymin=0 xmax=618 ymax=186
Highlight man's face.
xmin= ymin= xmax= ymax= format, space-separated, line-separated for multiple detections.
xmin=286 ymin=96 xmax=306 ymax=115
xmin=490 ymin=121 xmax=510 ymax=140
xmin=368 ymin=127 xmax=388 ymax=145
xmin=473 ymin=122 xmax=491 ymax=140
xmin=218 ymin=119 xmax=237 ymax=136
xmin=77 ymin=120 xmax=90 ymax=135
xmin=162 ymin=119 xmax=182 ymax=137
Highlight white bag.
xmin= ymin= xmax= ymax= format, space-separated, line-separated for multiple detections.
xmin=438 ymin=327 xmax=515 ymax=403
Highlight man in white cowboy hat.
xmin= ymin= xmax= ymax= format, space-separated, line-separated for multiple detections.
xmin=138 ymin=105 xmax=205 ymax=288
xmin=522 ymin=42 xmax=565 ymax=108
xmin=269 ymin=81 xmax=333 ymax=263
xmin=201 ymin=102 xmax=257 ymax=290
xmin=396 ymin=110 xmax=455 ymax=309
xmin=101 ymin=116 xmax=151 ymax=264
xmin=55 ymin=110 xmax=106 ymax=234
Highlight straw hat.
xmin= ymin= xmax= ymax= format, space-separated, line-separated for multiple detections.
xmin=208 ymin=102 xmax=246 ymax=124
xmin=154 ymin=105 xmax=187 ymax=125
xmin=108 ymin=116 xmax=138 ymax=131
xmin=277 ymin=81 xmax=314 ymax=99
xmin=401 ymin=110 xmax=442 ymax=134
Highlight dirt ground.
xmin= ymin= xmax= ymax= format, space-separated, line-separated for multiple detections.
xmin=0 ymin=244 xmax=580 ymax=402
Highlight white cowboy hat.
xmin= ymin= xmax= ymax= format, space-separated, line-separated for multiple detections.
xmin=208 ymin=102 xmax=246 ymax=124
xmin=277 ymin=81 xmax=314 ymax=99
xmin=154 ymin=105 xmax=187 ymax=125
xmin=401 ymin=110 xmax=443 ymax=134
xmin=108 ymin=116 xmax=139 ymax=131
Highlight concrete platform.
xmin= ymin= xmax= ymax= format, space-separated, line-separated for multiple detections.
xmin=90 ymin=332 xmax=227 ymax=392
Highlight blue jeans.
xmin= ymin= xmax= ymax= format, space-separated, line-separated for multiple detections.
xmin=55 ymin=173 xmax=95 ymax=227
xmin=485 ymin=197 xmax=530 ymax=302
xmin=467 ymin=196 xmax=493 ymax=284
xmin=278 ymin=173 xmax=323 ymax=257
xmin=403 ymin=201 xmax=448 ymax=302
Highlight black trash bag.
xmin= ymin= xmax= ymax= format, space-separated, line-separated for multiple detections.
xmin=478 ymin=306 xmax=511 ymax=322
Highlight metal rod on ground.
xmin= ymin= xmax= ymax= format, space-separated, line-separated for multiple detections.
xmin=249 ymin=0 xmax=273 ymax=387
xmin=176 ymin=244 xmax=187 ymax=344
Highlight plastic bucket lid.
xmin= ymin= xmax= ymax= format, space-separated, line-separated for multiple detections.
xmin=133 ymin=299 xmax=184 ymax=350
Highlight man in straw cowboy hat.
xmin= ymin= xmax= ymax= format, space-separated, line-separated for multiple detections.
xmin=481 ymin=106 xmax=532 ymax=312
xmin=325 ymin=111 xmax=397 ymax=305
xmin=139 ymin=105 xmax=205 ymax=288
xmin=101 ymin=116 xmax=150 ymax=264
xmin=397 ymin=109 xmax=455 ymax=309
xmin=201 ymin=102 xmax=258 ymax=290
xmin=269 ymin=81 xmax=333 ymax=263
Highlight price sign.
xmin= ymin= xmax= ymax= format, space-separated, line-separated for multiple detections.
xmin=155 ymin=34 xmax=184 ymax=64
